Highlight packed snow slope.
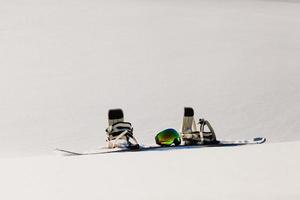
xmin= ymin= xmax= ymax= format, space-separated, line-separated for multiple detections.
xmin=0 ymin=0 xmax=300 ymax=156
xmin=0 ymin=141 xmax=299 ymax=200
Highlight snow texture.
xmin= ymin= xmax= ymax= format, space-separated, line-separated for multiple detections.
xmin=0 ymin=141 xmax=300 ymax=200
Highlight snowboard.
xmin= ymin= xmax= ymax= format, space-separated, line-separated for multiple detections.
xmin=56 ymin=137 xmax=266 ymax=156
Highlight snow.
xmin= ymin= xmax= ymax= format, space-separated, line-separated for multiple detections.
xmin=0 ymin=0 xmax=300 ymax=199
xmin=0 ymin=141 xmax=300 ymax=200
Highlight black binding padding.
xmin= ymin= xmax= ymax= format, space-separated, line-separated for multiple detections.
xmin=108 ymin=109 xmax=124 ymax=120
xmin=184 ymin=107 xmax=194 ymax=117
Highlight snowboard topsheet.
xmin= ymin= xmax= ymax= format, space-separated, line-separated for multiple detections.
xmin=56 ymin=137 xmax=266 ymax=156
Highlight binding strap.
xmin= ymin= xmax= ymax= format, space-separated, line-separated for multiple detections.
xmin=106 ymin=122 xmax=133 ymax=137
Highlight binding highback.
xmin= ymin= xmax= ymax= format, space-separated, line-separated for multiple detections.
xmin=182 ymin=107 xmax=198 ymax=134
xmin=181 ymin=107 xmax=203 ymax=144
xmin=108 ymin=109 xmax=124 ymax=126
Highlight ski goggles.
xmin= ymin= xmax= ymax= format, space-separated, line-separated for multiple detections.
xmin=155 ymin=128 xmax=181 ymax=146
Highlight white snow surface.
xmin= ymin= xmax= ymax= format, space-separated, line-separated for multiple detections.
xmin=0 ymin=0 xmax=300 ymax=199
xmin=0 ymin=141 xmax=300 ymax=200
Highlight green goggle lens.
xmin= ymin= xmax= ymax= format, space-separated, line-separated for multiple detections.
xmin=155 ymin=128 xmax=181 ymax=146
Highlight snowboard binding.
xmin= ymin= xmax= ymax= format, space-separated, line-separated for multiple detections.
xmin=198 ymin=118 xmax=219 ymax=145
xmin=181 ymin=107 xmax=219 ymax=145
xmin=181 ymin=107 xmax=201 ymax=145
xmin=106 ymin=109 xmax=139 ymax=149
